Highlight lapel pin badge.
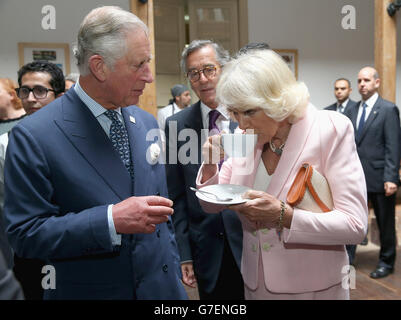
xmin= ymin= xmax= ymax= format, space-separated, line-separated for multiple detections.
xmin=130 ymin=116 xmax=136 ymax=124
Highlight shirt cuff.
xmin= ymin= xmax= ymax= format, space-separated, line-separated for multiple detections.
xmin=107 ymin=204 xmax=121 ymax=246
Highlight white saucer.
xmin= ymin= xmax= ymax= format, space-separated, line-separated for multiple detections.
xmin=194 ymin=184 xmax=250 ymax=205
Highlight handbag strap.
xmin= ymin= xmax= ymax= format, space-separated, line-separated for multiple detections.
xmin=286 ymin=164 xmax=309 ymax=206
xmin=305 ymin=165 xmax=331 ymax=212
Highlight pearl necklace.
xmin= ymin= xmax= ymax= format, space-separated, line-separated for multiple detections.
xmin=269 ymin=140 xmax=285 ymax=156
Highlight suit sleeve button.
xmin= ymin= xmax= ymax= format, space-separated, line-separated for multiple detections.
xmin=162 ymin=264 xmax=168 ymax=272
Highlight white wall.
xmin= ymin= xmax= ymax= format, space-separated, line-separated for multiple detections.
xmin=248 ymin=0 xmax=401 ymax=108
xmin=1 ymin=0 xmax=400 ymax=108
xmin=0 ymin=0 xmax=130 ymax=81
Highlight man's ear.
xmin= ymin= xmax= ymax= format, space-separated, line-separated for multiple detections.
xmin=88 ymin=55 xmax=108 ymax=82
xmin=375 ymin=78 xmax=381 ymax=90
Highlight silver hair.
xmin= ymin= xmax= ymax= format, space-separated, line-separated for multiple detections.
xmin=73 ymin=6 xmax=148 ymax=76
xmin=180 ymin=40 xmax=230 ymax=75
xmin=217 ymin=50 xmax=310 ymax=124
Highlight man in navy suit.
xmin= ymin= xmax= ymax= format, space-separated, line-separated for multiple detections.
xmin=165 ymin=40 xmax=244 ymax=300
xmin=344 ymin=67 xmax=400 ymax=279
xmin=4 ymin=6 xmax=187 ymax=300
xmin=324 ymin=78 xmax=358 ymax=114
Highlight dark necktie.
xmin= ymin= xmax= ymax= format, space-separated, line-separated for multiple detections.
xmin=356 ymin=102 xmax=367 ymax=140
xmin=104 ymin=110 xmax=134 ymax=177
xmin=338 ymin=104 xmax=344 ymax=113
xmin=208 ymin=109 xmax=221 ymax=134
xmin=208 ymin=109 xmax=224 ymax=168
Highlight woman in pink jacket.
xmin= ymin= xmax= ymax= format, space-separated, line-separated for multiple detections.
xmin=196 ymin=50 xmax=368 ymax=299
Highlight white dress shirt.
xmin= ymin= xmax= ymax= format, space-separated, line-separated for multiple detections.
xmin=356 ymin=92 xmax=378 ymax=130
xmin=200 ymin=102 xmax=231 ymax=133
xmin=157 ymin=103 xmax=183 ymax=131
xmin=337 ymin=98 xmax=349 ymax=113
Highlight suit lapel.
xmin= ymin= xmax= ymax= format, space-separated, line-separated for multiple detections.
xmin=184 ymin=101 xmax=205 ymax=166
xmin=348 ymin=101 xmax=360 ymax=131
xmin=122 ymin=107 xmax=153 ymax=196
xmin=54 ymin=90 xmax=132 ymax=200
xmin=357 ymin=98 xmax=381 ymax=144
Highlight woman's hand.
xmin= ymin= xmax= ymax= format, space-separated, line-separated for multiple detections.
xmin=229 ymin=190 xmax=293 ymax=228
xmin=200 ymin=135 xmax=225 ymax=183
xmin=202 ymin=134 xmax=225 ymax=165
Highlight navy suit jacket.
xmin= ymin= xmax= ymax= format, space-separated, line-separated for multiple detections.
xmin=4 ymin=89 xmax=187 ymax=300
xmin=324 ymin=99 xmax=358 ymax=113
xmin=165 ymin=101 xmax=243 ymax=293
xmin=344 ymin=96 xmax=400 ymax=193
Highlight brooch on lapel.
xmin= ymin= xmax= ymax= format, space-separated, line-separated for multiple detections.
xmin=147 ymin=143 xmax=161 ymax=165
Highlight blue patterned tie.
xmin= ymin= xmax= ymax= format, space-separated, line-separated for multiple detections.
xmin=356 ymin=102 xmax=367 ymax=140
xmin=104 ymin=110 xmax=134 ymax=177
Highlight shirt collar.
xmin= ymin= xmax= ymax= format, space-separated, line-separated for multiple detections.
xmin=200 ymin=100 xmax=230 ymax=120
xmin=74 ymin=79 xmax=122 ymax=117
xmin=363 ymin=92 xmax=379 ymax=109
xmin=338 ymin=98 xmax=349 ymax=108
xmin=172 ymin=102 xmax=181 ymax=113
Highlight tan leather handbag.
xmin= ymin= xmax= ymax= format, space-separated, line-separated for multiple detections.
xmin=286 ymin=163 xmax=333 ymax=212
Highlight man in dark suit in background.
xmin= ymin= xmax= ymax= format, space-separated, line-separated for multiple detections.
xmin=344 ymin=66 xmax=400 ymax=279
xmin=325 ymin=78 xmax=359 ymax=265
xmin=325 ymin=78 xmax=358 ymax=114
xmin=4 ymin=6 xmax=187 ymax=300
xmin=165 ymin=40 xmax=244 ymax=300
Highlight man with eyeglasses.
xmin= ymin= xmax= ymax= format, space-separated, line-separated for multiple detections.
xmin=16 ymin=61 xmax=65 ymax=115
xmin=165 ymin=40 xmax=244 ymax=300
xmin=0 ymin=61 xmax=65 ymax=300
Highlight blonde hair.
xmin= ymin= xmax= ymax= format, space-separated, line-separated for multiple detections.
xmin=216 ymin=50 xmax=309 ymax=123
xmin=0 ymin=78 xmax=23 ymax=110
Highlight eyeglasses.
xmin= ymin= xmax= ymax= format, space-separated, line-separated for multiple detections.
xmin=186 ymin=65 xmax=218 ymax=82
xmin=15 ymin=86 xmax=55 ymax=99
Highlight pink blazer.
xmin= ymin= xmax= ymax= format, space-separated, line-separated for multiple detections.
xmin=197 ymin=104 xmax=368 ymax=294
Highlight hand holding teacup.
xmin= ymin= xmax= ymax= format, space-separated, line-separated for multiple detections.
xmin=202 ymin=134 xmax=225 ymax=165
xmin=201 ymin=132 xmax=258 ymax=183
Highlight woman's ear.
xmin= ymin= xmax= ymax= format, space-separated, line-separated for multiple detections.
xmin=88 ymin=55 xmax=108 ymax=82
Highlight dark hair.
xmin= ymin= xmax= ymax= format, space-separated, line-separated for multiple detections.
xmin=334 ymin=78 xmax=351 ymax=88
xmin=237 ymin=42 xmax=270 ymax=55
xmin=17 ymin=61 xmax=65 ymax=96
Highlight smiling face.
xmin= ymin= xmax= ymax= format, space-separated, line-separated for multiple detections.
xmin=186 ymin=45 xmax=221 ymax=109
xmin=103 ymin=29 xmax=153 ymax=108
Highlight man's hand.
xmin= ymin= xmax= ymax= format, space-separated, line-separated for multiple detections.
xmin=181 ymin=262 xmax=197 ymax=288
xmin=112 ymin=196 xmax=173 ymax=234
xmin=384 ymin=181 xmax=398 ymax=197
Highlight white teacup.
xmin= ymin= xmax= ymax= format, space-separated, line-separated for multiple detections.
xmin=221 ymin=133 xmax=258 ymax=158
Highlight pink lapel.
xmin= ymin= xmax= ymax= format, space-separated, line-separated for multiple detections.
xmin=267 ymin=104 xmax=317 ymax=198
